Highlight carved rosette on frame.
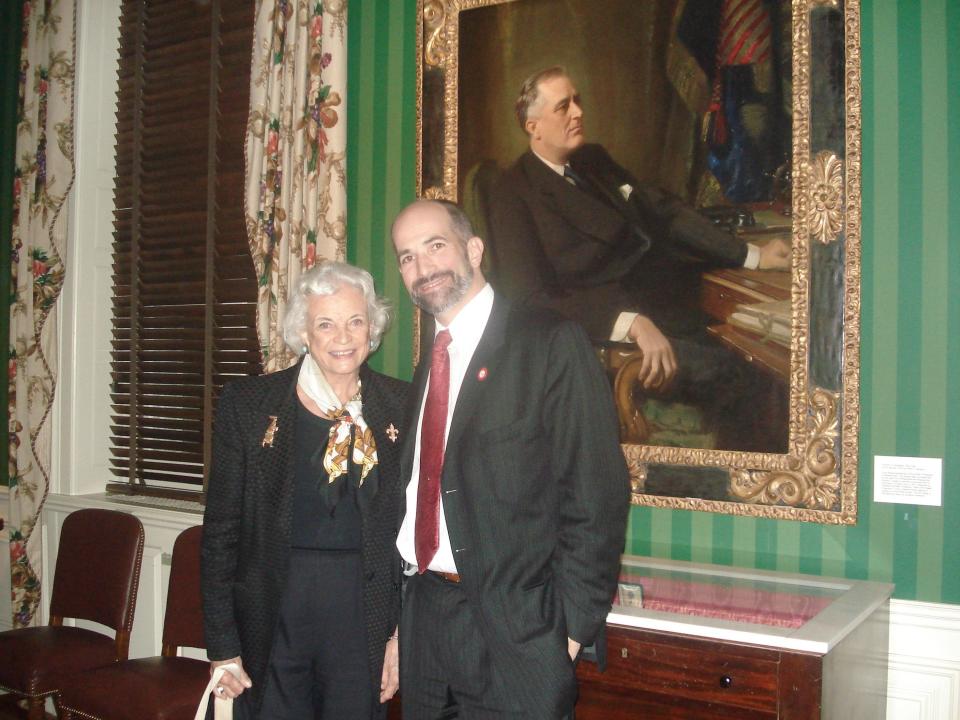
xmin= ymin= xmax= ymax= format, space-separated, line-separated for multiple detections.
xmin=808 ymin=151 xmax=844 ymax=244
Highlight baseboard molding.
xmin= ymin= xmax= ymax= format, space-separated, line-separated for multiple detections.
xmin=41 ymin=494 xmax=203 ymax=657
xmin=887 ymin=599 xmax=960 ymax=720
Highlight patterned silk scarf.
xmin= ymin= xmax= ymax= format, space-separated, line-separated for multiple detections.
xmin=297 ymin=355 xmax=378 ymax=509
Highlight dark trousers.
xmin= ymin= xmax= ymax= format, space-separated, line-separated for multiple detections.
xmin=669 ymin=331 xmax=788 ymax=454
xmin=240 ymin=548 xmax=377 ymax=720
xmin=400 ymin=572 xmax=574 ymax=720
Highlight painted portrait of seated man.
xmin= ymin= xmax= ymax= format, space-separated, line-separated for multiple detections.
xmin=485 ymin=66 xmax=790 ymax=459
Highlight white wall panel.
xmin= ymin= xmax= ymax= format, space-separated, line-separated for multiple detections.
xmin=886 ymin=599 xmax=960 ymax=720
xmin=42 ymin=494 xmax=204 ymax=660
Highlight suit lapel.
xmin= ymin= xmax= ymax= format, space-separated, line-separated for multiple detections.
xmin=569 ymin=150 xmax=656 ymax=281
xmin=403 ymin=297 xmax=510 ymax=480
xmin=572 ymin=150 xmax=660 ymax=233
xmin=444 ymin=295 xmax=510 ymax=457
xmin=520 ymin=152 xmax=625 ymax=246
xmin=578 ymin=162 xmax=634 ymax=215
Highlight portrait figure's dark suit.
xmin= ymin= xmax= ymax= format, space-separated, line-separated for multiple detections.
xmin=486 ymin=144 xmax=783 ymax=456
xmin=486 ymin=143 xmax=748 ymax=344
xmin=201 ymin=361 xmax=408 ymax=715
xmin=399 ymin=295 xmax=631 ymax=719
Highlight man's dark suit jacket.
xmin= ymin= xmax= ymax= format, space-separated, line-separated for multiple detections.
xmin=401 ymin=295 xmax=630 ymax=718
xmin=201 ymin=360 xmax=409 ymax=713
xmin=486 ymin=144 xmax=748 ymax=342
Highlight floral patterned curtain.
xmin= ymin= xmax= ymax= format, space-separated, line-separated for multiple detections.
xmin=246 ymin=0 xmax=348 ymax=373
xmin=8 ymin=0 xmax=75 ymax=628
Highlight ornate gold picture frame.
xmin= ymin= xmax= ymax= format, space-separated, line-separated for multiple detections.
xmin=416 ymin=0 xmax=861 ymax=523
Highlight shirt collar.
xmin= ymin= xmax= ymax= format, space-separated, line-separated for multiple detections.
xmin=532 ymin=149 xmax=568 ymax=177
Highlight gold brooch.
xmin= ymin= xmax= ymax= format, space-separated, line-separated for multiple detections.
xmin=386 ymin=423 xmax=399 ymax=443
xmin=262 ymin=416 xmax=279 ymax=447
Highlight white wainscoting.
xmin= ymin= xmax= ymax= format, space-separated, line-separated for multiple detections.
xmin=38 ymin=495 xmax=960 ymax=717
xmin=886 ymin=599 xmax=960 ymax=720
xmin=41 ymin=494 xmax=206 ymax=661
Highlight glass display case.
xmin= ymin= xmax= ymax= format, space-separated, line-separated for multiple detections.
xmin=576 ymin=556 xmax=893 ymax=719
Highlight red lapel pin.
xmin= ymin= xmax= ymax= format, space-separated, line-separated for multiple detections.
xmin=477 ymin=367 xmax=488 ymax=381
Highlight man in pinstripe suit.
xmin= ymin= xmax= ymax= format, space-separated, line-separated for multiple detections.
xmin=391 ymin=198 xmax=630 ymax=719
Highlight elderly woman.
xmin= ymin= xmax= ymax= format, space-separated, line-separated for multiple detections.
xmin=201 ymin=262 xmax=409 ymax=719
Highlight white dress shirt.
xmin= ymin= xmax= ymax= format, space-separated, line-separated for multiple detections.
xmin=531 ymin=152 xmax=761 ymax=343
xmin=396 ymin=283 xmax=495 ymax=573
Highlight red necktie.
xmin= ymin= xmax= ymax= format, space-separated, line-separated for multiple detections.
xmin=415 ymin=330 xmax=453 ymax=573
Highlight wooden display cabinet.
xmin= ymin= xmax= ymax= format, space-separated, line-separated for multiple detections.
xmin=575 ymin=556 xmax=893 ymax=719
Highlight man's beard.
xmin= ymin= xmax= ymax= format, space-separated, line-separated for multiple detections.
xmin=411 ymin=265 xmax=474 ymax=316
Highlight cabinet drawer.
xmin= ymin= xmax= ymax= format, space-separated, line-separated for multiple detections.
xmin=702 ymin=278 xmax=757 ymax=321
xmin=582 ymin=631 xmax=780 ymax=713
xmin=701 ymin=270 xmax=785 ymax=322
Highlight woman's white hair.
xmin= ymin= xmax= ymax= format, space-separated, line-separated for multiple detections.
xmin=282 ymin=261 xmax=393 ymax=355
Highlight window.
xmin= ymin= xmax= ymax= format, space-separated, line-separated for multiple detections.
xmin=109 ymin=0 xmax=261 ymax=497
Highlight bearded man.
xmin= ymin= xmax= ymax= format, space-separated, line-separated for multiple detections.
xmin=391 ymin=198 xmax=630 ymax=720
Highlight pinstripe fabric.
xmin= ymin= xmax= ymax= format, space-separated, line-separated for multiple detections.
xmin=345 ymin=0 xmax=960 ymax=605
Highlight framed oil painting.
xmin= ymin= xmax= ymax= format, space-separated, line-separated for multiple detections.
xmin=416 ymin=0 xmax=861 ymax=523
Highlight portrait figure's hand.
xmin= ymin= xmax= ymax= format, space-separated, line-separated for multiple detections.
xmin=628 ymin=315 xmax=677 ymax=391
xmin=757 ymin=237 xmax=791 ymax=270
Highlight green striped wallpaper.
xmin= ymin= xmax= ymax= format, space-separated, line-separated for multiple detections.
xmin=347 ymin=0 xmax=960 ymax=604
xmin=346 ymin=0 xmax=419 ymax=382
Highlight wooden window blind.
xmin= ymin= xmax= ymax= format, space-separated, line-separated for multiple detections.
xmin=109 ymin=0 xmax=261 ymax=497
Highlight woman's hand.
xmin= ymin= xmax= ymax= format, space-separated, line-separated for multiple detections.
xmin=210 ymin=656 xmax=253 ymax=700
xmin=379 ymin=633 xmax=400 ymax=703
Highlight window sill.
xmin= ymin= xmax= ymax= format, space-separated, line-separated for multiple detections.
xmin=43 ymin=493 xmax=205 ymax=531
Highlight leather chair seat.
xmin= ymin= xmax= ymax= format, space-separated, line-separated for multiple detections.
xmin=57 ymin=656 xmax=209 ymax=720
xmin=0 ymin=626 xmax=118 ymax=696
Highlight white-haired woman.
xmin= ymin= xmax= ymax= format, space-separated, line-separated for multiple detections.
xmin=201 ymin=262 xmax=409 ymax=719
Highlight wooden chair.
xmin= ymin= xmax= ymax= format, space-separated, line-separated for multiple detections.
xmin=596 ymin=342 xmax=716 ymax=454
xmin=56 ymin=525 xmax=209 ymax=720
xmin=0 ymin=508 xmax=145 ymax=720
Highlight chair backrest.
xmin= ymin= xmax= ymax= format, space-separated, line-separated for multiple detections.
xmin=48 ymin=508 xmax=144 ymax=638
xmin=161 ymin=525 xmax=205 ymax=654
xmin=461 ymin=159 xmax=501 ymax=277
